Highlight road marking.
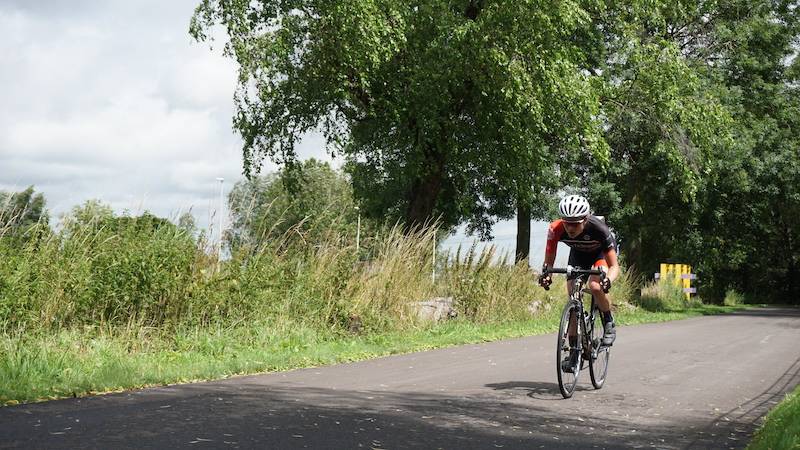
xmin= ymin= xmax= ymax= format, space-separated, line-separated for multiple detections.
xmin=760 ymin=335 xmax=773 ymax=344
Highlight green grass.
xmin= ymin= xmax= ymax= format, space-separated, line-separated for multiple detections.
xmin=748 ymin=384 xmax=800 ymax=450
xmin=0 ymin=303 xmax=745 ymax=405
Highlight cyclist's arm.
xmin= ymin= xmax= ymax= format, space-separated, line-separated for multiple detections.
xmin=603 ymin=247 xmax=620 ymax=282
xmin=543 ymin=253 xmax=556 ymax=272
xmin=543 ymin=221 xmax=562 ymax=271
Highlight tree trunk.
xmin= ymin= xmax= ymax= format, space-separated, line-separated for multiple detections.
xmin=515 ymin=201 xmax=531 ymax=266
xmin=626 ymin=230 xmax=643 ymax=274
xmin=405 ymin=170 xmax=443 ymax=232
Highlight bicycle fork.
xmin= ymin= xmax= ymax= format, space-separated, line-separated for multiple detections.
xmin=566 ymin=302 xmax=584 ymax=355
xmin=568 ymin=305 xmax=599 ymax=362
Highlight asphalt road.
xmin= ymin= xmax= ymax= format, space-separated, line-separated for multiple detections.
xmin=2 ymin=307 xmax=799 ymax=449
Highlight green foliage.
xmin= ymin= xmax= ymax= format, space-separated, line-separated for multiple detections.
xmin=723 ymin=289 xmax=745 ymax=307
xmin=191 ymin=0 xmax=800 ymax=302
xmin=442 ymin=245 xmax=544 ymax=322
xmin=684 ymin=2 xmax=800 ymax=302
xmin=0 ymin=200 xmax=577 ymax=335
xmin=585 ymin=7 xmax=738 ymax=272
xmin=191 ymin=0 xmax=608 ymax=232
xmin=0 ymin=212 xmax=198 ymax=330
xmin=580 ymin=0 xmax=800 ymax=303
xmin=226 ymin=159 xmax=368 ymax=252
xmin=343 ymin=225 xmax=438 ymax=329
xmin=637 ymin=280 xmax=700 ymax=312
xmin=694 ymin=95 xmax=800 ymax=301
xmin=85 ymin=216 xmax=197 ymax=326
xmin=0 ymin=186 xmax=49 ymax=247
xmin=64 ymin=199 xmax=114 ymax=230
xmin=748 ymin=384 xmax=800 ymax=450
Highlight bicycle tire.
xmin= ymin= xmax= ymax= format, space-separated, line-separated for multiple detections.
xmin=556 ymin=301 xmax=581 ymax=398
xmin=589 ymin=302 xmax=610 ymax=389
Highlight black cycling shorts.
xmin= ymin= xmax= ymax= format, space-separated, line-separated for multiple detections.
xmin=567 ymin=249 xmax=608 ymax=279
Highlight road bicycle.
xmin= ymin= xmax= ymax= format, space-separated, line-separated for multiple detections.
xmin=544 ymin=266 xmax=611 ymax=399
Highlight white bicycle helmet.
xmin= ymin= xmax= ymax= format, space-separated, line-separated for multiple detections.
xmin=558 ymin=195 xmax=590 ymax=222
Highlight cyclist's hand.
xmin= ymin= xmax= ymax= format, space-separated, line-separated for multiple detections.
xmin=601 ymin=276 xmax=612 ymax=293
xmin=538 ymin=273 xmax=552 ymax=290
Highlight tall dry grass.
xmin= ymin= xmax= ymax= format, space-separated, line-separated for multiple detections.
xmin=440 ymin=245 xmax=540 ymax=322
xmin=1 ymin=207 xmax=654 ymax=338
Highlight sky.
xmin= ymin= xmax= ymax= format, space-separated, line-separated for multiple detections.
xmin=0 ymin=0 xmax=565 ymax=266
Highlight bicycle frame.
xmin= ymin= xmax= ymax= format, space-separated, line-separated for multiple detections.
xmin=546 ymin=265 xmax=609 ymax=397
xmin=567 ymin=275 xmax=599 ymax=360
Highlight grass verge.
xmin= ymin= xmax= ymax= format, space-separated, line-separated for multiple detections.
xmin=0 ymin=212 xmax=753 ymax=406
xmin=748 ymin=383 xmax=800 ymax=450
xmin=1 ymin=303 xmax=745 ymax=406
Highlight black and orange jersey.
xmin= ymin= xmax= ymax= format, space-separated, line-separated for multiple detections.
xmin=545 ymin=215 xmax=616 ymax=260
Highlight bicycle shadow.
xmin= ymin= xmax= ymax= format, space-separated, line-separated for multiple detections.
xmin=485 ymin=381 xmax=593 ymax=401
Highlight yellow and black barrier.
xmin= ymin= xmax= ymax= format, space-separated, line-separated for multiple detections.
xmin=655 ymin=263 xmax=697 ymax=300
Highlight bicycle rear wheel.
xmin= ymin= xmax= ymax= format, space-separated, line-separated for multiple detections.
xmin=589 ymin=303 xmax=610 ymax=389
xmin=556 ymin=302 xmax=582 ymax=398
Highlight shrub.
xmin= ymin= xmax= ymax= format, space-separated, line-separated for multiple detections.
xmin=0 ymin=215 xmax=199 ymax=331
xmin=637 ymin=280 xmax=699 ymax=311
xmin=723 ymin=289 xmax=745 ymax=306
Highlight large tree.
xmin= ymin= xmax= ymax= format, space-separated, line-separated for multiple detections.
xmin=590 ymin=40 xmax=735 ymax=272
xmin=684 ymin=0 xmax=800 ymax=300
xmin=191 ymin=0 xmax=608 ymax=236
xmin=575 ymin=0 xmax=741 ymax=272
xmin=586 ymin=0 xmax=800 ymax=301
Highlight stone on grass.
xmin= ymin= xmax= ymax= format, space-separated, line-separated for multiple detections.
xmin=413 ymin=297 xmax=457 ymax=322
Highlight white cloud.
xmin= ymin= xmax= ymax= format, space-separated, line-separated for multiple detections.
xmin=0 ymin=0 xmax=332 ymax=232
xmin=0 ymin=0 xmax=542 ymax=260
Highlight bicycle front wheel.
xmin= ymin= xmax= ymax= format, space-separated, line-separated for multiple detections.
xmin=556 ymin=302 xmax=581 ymax=398
xmin=589 ymin=303 xmax=610 ymax=389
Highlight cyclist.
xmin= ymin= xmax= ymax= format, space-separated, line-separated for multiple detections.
xmin=538 ymin=195 xmax=620 ymax=372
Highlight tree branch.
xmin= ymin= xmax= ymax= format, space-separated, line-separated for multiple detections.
xmin=465 ymin=0 xmax=484 ymax=21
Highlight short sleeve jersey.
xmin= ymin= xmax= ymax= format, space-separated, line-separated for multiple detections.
xmin=545 ymin=215 xmax=616 ymax=259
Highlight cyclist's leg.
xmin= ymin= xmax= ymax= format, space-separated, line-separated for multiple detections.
xmin=588 ymin=254 xmax=616 ymax=345
xmin=588 ymin=257 xmax=611 ymax=313
xmin=566 ymin=250 xmax=592 ymax=339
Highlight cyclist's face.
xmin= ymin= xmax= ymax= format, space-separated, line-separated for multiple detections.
xmin=563 ymin=219 xmax=585 ymax=237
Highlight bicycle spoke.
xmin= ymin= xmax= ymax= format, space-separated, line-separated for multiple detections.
xmin=589 ymin=303 xmax=610 ymax=389
xmin=556 ymin=302 xmax=581 ymax=398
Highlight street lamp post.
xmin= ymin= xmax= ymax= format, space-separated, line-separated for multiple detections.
xmin=432 ymin=229 xmax=436 ymax=284
xmin=216 ymin=177 xmax=225 ymax=262
xmin=355 ymin=206 xmax=361 ymax=252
